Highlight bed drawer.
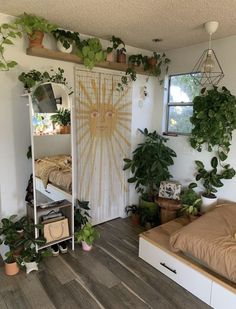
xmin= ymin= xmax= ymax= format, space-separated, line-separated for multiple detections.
xmin=211 ymin=281 xmax=236 ymax=309
xmin=139 ymin=237 xmax=212 ymax=305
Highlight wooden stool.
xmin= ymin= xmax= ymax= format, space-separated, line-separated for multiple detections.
xmin=155 ymin=197 xmax=181 ymax=224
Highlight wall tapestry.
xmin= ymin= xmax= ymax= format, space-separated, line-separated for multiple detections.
xmin=75 ymin=68 xmax=132 ymax=224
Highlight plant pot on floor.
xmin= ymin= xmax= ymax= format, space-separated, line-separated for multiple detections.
xmin=56 ymin=40 xmax=73 ymax=53
xmin=82 ymin=241 xmax=92 ymax=251
xmin=5 ymin=262 xmax=20 ymax=276
xmin=28 ymin=31 xmax=44 ymax=48
xmin=201 ymin=194 xmax=217 ymax=213
xmin=131 ymin=213 xmax=140 ymax=225
xmin=24 ymin=261 xmax=39 ymax=275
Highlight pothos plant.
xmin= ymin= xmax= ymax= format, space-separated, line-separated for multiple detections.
xmin=190 ymin=86 xmax=236 ymax=159
xmin=123 ymin=128 xmax=176 ymax=202
xmin=0 ymin=22 xmax=22 ymax=71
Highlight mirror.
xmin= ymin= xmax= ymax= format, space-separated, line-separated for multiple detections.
xmin=30 ymin=83 xmax=73 ymax=211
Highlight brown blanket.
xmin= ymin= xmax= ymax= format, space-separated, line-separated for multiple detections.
xmin=170 ymin=204 xmax=236 ymax=283
xmin=35 ymin=155 xmax=72 ymax=191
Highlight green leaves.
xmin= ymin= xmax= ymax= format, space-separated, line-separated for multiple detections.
xmin=211 ymin=157 xmax=218 ymax=168
xmin=74 ymin=222 xmax=100 ymax=245
xmin=123 ymin=128 xmax=176 ymax=201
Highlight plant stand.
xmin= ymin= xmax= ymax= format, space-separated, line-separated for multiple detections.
xmin=156 ymin=197 xmax=181 ymax=224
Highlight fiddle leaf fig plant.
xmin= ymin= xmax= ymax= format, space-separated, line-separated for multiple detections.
xmin=0 ymin=22 xmax=22 ymax=71
xmin=194 ymin=157 xmax=236 ymax=198
xmin=190 ymin=86 xmax=236 ymax=158
xmin=123 ymin=128 xmax=176 ymax=202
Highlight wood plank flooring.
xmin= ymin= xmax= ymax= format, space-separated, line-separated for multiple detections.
xmin=0 ymin=218 xmax=210 ymax=309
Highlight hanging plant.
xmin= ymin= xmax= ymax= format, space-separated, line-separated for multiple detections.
xmin=0 ymin=22 xmax=22 ymax=71
xmin=76 ymin=38 xmax=107 ymax=70
xmin=190 ymin=86 xmax=236 ymax=159
xmin=117 ymin=67 xmax=137 ymax=91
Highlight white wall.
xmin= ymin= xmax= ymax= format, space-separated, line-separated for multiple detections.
xmin=0 ymin=12 xmax=161 ymax=217
xmin=159 ymin=35 xmax=236 ymax=203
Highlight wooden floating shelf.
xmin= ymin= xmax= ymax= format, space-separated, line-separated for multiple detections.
xmin=26 ymin=47 xmax=151 ymax=76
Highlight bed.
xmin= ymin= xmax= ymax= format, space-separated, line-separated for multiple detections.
xmin=34 ymin=154 xmax=72 ymax=193
xmin=139 ymin=204 xmax=236 ymax=308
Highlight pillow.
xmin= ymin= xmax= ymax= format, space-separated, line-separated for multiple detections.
xmin=159 ymin=181 xmax=181 ymax=200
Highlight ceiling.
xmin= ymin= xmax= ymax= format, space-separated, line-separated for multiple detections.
xmin=1 ymin=0 xmax=236 ymax=51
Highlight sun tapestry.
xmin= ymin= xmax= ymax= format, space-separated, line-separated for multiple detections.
xmin=75 ymin=68 xmax=132 ymax=224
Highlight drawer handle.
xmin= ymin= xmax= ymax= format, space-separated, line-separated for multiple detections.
xmin=45 ymin=189 xmax=51 ymax=194
xmin=160 ymin=262 xmax=177 ymax=274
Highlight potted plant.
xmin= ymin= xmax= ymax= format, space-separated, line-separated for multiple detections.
xmin=16 ymin=13 xmax=57 ymax=48
xmin=50 ymin=108 xmax=71 ymax=134
xmin=180 ymin=183 xmax=202 ymax=220
xmin=106 ymin=36 xmax=126 ymax=63
xmin=195 ymin=157 xmax=235 ymax=212
xmin=52 ymin=28 xmax=80 ymax=53
xmin=74 ymin=222 xmax=100 ymax=251
xmin=128 ymin=54 xmax=143 ymax=67
xmin=18 ymin=69 xmax=43 ymax=92
xmin=74 ymin=199 xmax=91 ymax=232
xmin=2 ymin=251 xmax=20 ymax=276
xmin=76 ymin=38 xmax=107 ymax=69
xmin=0 ymin=21 xmax=22 ymax=71
xmin=125 ymin=205 xmax=140 ymax=225
xmin=190 ymin=86 xmax=236 ymax=157
xmin=123 ymin=129 xmax=176 ymax=227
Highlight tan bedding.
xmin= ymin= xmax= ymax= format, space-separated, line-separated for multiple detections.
xmin=35 ymin=155 xmax=72 ymax=192
xmin=170 ymin=204 xmax=236 ymax=283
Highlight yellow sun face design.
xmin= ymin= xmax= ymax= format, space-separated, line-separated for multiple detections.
xmin=89 ymin=103 xmax=118 ymax=137
xmin=75 ymin=71 xmax=132 ymax=221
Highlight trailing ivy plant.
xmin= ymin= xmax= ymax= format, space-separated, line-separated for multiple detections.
xmin=194 ymin=157 xmax=235 ymax=198
xmin=190 ymin=86 xmax=236 ymax=159
xmin=52 ymin=28 xmax=80 ymax=49
xmin=0 ymin=22 xmax=22 ymax=71
xmin=123 ymin=128 xmax=176 ymax=202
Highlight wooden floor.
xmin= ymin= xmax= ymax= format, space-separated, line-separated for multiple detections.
xmin=0 ymin=218 xmax=210 ymax=309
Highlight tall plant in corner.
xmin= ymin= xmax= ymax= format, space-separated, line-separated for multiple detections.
xmin=0 ymin=22 xmax=22 ymax=71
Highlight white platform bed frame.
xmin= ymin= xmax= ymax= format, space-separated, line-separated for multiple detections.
xmin=139 ymin=224 xmax=236 ymax=309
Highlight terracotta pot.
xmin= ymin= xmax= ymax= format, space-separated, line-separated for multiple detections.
xmin=117 ymin=50 xmax=126 ymax=63
xmin=106 ymin=51 xmax=115 ymax=62
xmin=5 ymin=262 xmax=19 ymax=276
xmin=131 ymin=214 xmax=140 ymax=225
xmin=148 ymin=57 xmax=157 ymax=68
xmin=82 ymin=241 xmax=92 ymax=251
xmin=28 ymin=31 xmax=44 ymax=48
xmin=60 ymin=125 xmax=71 ymax=134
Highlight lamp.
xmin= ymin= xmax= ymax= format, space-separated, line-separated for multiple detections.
xmin=191 ymin=21 xmax=224 ymax=87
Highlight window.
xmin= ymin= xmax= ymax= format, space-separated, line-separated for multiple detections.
xmin=166 ymin=73 xmax=200 ymax=134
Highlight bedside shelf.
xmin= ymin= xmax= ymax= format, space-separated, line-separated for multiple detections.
xmin=26 ymin=47 xmax=151 ymax=76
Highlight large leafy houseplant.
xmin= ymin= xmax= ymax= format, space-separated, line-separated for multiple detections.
xmin=123 ymin=128 xmax=177 ymax=202
xmin=194 ymin=157 xmax=235 ymax=199
xmin=190 ymin=86 xmax=236 ymax=158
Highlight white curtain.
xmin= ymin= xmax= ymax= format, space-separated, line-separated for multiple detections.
xmin=75 ymin=68 xmax=132 ymax=224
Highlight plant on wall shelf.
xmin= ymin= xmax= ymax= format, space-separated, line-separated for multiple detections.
xmin=194 ymin=157 xmax=235 ymax=199
xmin=76 ymin=38 xmax=107 ymax=70
xmin=16 ymin=12 xmax=57 ymax=48
xmin=123 ymin=128 xmax=177 ymax=202
xmin=52 ymin=28 xmax=80 ymax=50
xmin=0 ymin=22 xmax=22 ymax=71
xmin=190 ymin=86 xmax=236 ymax=159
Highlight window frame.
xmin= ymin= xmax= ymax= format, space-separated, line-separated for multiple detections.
xmin=166 ymin=72 xmax=196 ymax=136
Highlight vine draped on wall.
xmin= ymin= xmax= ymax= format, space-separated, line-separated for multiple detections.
xmin=75 ymin=68 xmax=132 ymax=224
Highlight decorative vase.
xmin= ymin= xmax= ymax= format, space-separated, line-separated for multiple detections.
xmin=5 ymin=262 xmax=20 ymax=276
xmin=28 ymin=31 xmax=44 ymax=48
xmin=106 ymin=51 xmax=115 ymax=62
xmin=56 ymin=41 xmax=73 ymax=54
xmin=201 ymin=195 xmax=217 ymax=213
xmin=24 ymin=261 xmax=38 ymax=275
xmin=82 ymin=241 xmax=92 ymax=251
xmin=117 ymin=50 xmax=126 ymax=63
